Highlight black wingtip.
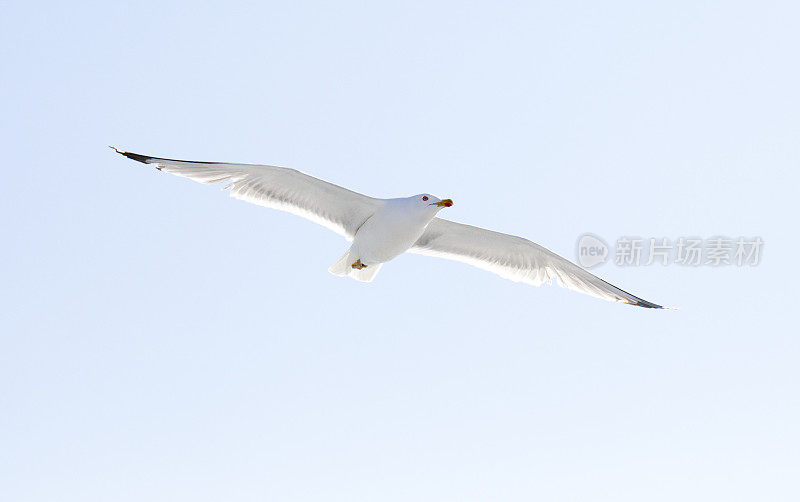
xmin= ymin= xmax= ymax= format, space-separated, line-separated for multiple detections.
xmin=110 ymin=146 xmax=153 ymax=164
xmin=628 ymin=298 xmax=664 ymax=309
xmin=595 ymin=276 xmax=664 ymax=309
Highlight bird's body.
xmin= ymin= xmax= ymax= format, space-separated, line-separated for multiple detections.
xmin=113 ymin=147 xmax=663 ymax=308
xmin=329 ymin=195 xmax=451 ymax=281
xmin=353 ymin=198 xmax=432 ymax=264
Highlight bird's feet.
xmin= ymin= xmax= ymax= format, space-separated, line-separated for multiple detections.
xmin=351 ymin=259 xmax=368 ymax=270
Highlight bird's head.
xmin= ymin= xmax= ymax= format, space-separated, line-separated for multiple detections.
xmin=414 ymin=194 xmax=454 ymax=210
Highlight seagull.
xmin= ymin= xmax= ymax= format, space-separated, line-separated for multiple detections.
xmin=112 ymin=147 xmax=662 ymax=308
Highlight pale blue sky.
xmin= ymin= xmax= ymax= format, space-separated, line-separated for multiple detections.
xmin=1 ymin=1 xmax=798 ymax=501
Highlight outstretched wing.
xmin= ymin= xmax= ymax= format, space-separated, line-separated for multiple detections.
xmin=411 ymin=218 xmax=662 ymax=308
xmin=113 ymin=147 xmax=382 ymax=240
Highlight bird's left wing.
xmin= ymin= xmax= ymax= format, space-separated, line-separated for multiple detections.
xmin=112 ymin=147 xmax=382 ymax=240
xmin=410 ymin=218 xmax=662 ymax=308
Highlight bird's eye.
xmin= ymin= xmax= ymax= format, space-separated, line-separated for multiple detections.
xmin=422 ymin=196 xmax=429 ymax=201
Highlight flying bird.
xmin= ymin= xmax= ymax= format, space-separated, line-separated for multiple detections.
xmin=112 ymin=147 xmax=662 ymax=308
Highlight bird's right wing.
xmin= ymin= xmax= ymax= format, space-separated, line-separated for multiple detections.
xmin=410 ymin=218 xmax=662 ymax=308
xmin=113 ymin=148 xmax=382 ymax=240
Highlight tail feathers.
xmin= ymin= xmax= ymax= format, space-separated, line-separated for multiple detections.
xmin=328 ymin=250 xmax=355 ymax=277
xmin=328 ymin=250 xmax=382 ymax=283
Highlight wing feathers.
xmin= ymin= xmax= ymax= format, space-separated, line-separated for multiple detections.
xmin=112 ymin=147 xmax=381 ymax=239
xmin=114 ymin=147 xmax=662 ymax=307
xmin=411 ymin=218 xmax=662 ymax=308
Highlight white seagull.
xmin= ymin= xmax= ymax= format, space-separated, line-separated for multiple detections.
xmin=113 ymin=147 xmax=662 ymax=308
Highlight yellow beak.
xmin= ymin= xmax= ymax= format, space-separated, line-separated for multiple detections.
xmin=430 ymin=198 xmax=454 ymax=208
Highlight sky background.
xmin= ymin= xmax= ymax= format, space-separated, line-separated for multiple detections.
xmin=1 ymin=1 xmax=798 ymax=500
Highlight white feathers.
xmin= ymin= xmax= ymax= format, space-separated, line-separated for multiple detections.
xmin=411 ymin=218 xmax=662 ymax=308
xmin=328 ymin=249 xmax=383 ymax=282
xmin=114 ymin=148 xmax=662 ymax=308
xmin=114 ymin=148 xmax=381 ymax=240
